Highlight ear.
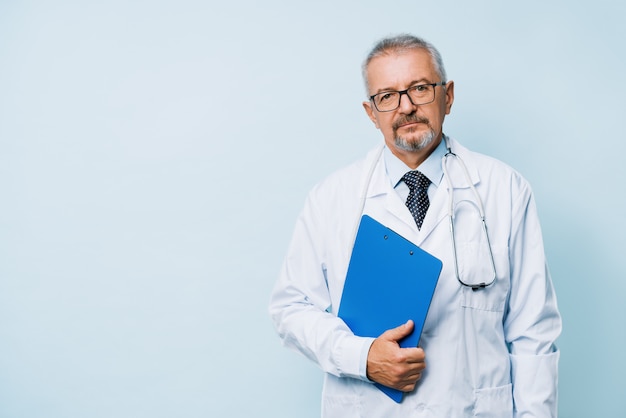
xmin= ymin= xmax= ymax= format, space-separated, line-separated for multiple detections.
xmin=444 ymin=81 xmax=455 ymax=115
xmin=362 ymin=101 xmax=380 ymax=129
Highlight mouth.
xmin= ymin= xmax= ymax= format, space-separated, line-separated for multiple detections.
xmin=399 ymin=121 xmax=422 ymax=129
xmin=393 ymin=117 xmax=429 ymax=131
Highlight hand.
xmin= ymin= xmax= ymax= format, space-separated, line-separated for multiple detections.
xmin=366 ymin=320 xmax=426 ymax=392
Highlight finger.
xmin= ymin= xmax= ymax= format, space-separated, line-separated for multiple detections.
xmin=381 ymin=319 xmax=414 ymax=341
xmin=407 ymin=369 xmax=423 ymax=381
xmin=399 ymin=376 xmax=420 ymax=392
xmin=399 ymin=370 xmax=423 ymax=391
xmin=402 ymin=360 xmax=426 ymax=377
xmin=405 ymin=348 xmax=426 ymax=364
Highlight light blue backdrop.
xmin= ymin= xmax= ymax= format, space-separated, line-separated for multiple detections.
xmin=1 ymin=1 xmax=624 ymax=417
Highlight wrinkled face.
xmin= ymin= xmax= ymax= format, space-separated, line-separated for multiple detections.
xmin=363 ymin=49 xmax=454 ymax=166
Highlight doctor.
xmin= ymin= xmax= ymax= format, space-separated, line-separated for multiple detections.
xmin=269 ymin=34 xmax=561 ymax=417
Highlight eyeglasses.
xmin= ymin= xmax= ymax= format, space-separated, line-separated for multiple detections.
xmin=369 ymin=82 xmax=446 ymax=112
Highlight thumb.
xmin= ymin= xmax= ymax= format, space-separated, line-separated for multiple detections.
xmin=381 ymin=319 xmax=414 ymax=342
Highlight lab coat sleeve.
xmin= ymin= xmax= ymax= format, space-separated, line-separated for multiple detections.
xmin=504 ymin=180 xmax=562 ymax=417
xmin=269 ymin=186 xmax=375 ymax=381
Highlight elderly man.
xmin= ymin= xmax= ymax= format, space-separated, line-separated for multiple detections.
xmin=269 ymin=34 xmax=561 ymax=417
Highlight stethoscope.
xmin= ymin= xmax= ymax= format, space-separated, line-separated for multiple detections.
xmin=355 ymin=134 xmax=497 ymax=290
xmin=442 ymin=135 xmax=496 ymax=290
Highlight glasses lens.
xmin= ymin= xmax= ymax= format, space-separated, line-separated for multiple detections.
xmin=408 ymin=84 xmax=435 ymax=104
xmin=374 ymin=92 xmax=400 ymax=111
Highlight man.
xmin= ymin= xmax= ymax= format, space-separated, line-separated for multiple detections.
xmin=269 ymin=34 xmax=561 ymax=417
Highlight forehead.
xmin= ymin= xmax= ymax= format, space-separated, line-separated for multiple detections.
xmin=366 ymin=49 xmax=438 ymax=93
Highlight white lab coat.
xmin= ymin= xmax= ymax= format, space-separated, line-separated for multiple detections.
xmin=269 ymin=137 xmax=561 ymax=418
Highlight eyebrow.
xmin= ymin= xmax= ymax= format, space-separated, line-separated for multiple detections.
xmin=373 ymin=78 xmax=432 ymax=95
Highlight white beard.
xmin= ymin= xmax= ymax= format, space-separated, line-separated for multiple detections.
xmin=394 ymin=128 xmax=436 ymax=152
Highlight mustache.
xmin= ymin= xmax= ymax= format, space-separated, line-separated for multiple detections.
xmin=392 ymin=115 xmax=430 ymax=130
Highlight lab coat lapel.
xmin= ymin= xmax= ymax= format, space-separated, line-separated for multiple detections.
xmin=414 ymin=184 xmax=448 ymax=245
xmin=364 ymin=153 xmax=418 ymax=238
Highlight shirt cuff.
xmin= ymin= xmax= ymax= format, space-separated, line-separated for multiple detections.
xmin=358 ymin=337 xmax=376 ymax=381
xmin=335 ymin=334 xmax=376 ymax=381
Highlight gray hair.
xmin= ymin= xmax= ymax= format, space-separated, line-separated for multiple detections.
xmin=362 ymin=34 xmax=447 ymax=96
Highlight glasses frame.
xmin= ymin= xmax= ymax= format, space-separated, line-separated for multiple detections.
xmin=369 ymin=82 xmax=446 ymax=112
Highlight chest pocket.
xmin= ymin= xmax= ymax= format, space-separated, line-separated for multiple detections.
xmin=457 ymin=241 xmax=509 ymax=311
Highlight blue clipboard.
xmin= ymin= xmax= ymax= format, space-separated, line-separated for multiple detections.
xmin=337 ymin=215 xmax=442 ymax=403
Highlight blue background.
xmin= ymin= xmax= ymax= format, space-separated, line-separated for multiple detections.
xmin=1 ymin=1 xmax=624 ymax=417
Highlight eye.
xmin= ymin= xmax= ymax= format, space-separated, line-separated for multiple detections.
xmin=378 ymin=92 xmax=395 ymax=102
xmin=373 ymin=91 xmax=401 ymax=111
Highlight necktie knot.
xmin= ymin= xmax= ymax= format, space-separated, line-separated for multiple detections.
xmin=402 ymin=170 xmax=431 ymax=191
xmin=402 ymin=170 xmax=430 ymax=230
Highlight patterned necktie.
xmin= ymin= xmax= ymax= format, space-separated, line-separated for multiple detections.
xmin=402 ymin=170 xmax=431 ymax=230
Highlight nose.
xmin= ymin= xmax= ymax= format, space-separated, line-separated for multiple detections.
xmin=398 ymin=91 xmax=417 ymax=113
